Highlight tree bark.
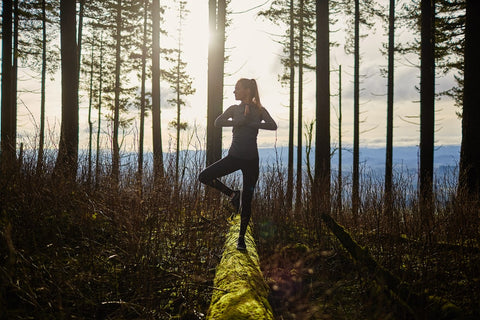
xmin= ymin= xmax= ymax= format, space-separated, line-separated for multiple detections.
xmin=138 ymin=0 xmax=148 ymax=187
xmin=337 ymin=65 xmax=342 ymax=215
xmin=88 ymin=40 xmax=95 ymax=185
xmin=352 ymin=0 xmax=360 ymax=218
xmin=55 ymin=0 xmax=79 ymax=182
xmin=206 ymin=0 xmax=225 ymax=166
xmin=95 ymin=34 xmax=104 ymax=187
xmin=112 ymin=0 xmax=122 ymax=185
xmin=385 ymin=0 xmax=395 ymax=212
xmin=314 ymin=0 xmax=331 ymax=216
xmin=152 ymin=0 xmax=164 ymax=182
xmin=295 ymin=0 xmax=305 ymax=213
xmin=419 ymin=0 xmax=435 ymax=221
xmin=286 ymin=0 xmax=295 ymax=210
xmin=12 ymin=0 xmax=19 ymax=166
xmin=459 ymin=0 xmax=480 ymax=200
xmin=37 ymin=0 xmax=47 ymax=173
xmin=1 ymin=0 xmax=15 ymax=171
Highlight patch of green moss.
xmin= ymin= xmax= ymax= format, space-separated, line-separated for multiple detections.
xmin=207 ymin=216 xmax=274 ymax=319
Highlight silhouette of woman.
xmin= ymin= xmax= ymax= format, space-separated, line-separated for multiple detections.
xmin=199 ymin=78 xmax=277 ymax=250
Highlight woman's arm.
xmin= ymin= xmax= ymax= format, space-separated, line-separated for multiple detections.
xmin=214 ymin=105 xmax=240 ymax=127
xmin=259 ymin=108 xmax=277 ymax=130
xmin=247 ymin=107 xmax=277 ymax=130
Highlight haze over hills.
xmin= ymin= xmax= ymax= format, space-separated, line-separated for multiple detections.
xmin=258 ymin=145 xmax=460 ymax=175
xmin=66 ymin=144 xmax=460 ymax=184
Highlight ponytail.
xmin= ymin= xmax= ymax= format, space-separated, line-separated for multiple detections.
xmin=238 ymin=78 xmax=262 ymax=110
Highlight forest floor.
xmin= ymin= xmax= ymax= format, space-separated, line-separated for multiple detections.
xmin=1 ymin=165 xmax=480 ymax=319
xmin=257 ymin=230 xmax=480 ymax=320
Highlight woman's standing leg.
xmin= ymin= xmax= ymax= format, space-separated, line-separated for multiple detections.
xmin=237 ymin=158 xmax=259 ymax=250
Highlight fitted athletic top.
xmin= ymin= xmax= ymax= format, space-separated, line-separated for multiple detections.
xmin=214 ymin=103 xmax=277 ymax=160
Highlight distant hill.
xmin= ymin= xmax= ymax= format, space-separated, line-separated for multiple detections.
xmin=257 ymin=145 xmax=461 ymax=173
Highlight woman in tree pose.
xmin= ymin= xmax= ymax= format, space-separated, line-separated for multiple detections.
xmin=199 ymin=78 xmax=277 ymax=251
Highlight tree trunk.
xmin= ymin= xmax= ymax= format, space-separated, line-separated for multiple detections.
xmin=138 ymin=0 xmax=148 ymax=188
xmin=314 ymin=0 xmax=331 ymax=216
xmin=295 ymin=0 xmax=305 ymax=213
xmin=352 ymin=0 xmax=360 ymax=218
xmin=286 ymin=0 xmax=295 ymax=211
xmin=459 ymin=0 xmax=480 ymax=200
xmin=206 ymin=0 xmax=225 ymax=166
xmin=1 ymin=0 xmax=15 ymax=171
xmin=88 ymin=41 xmax=95 ymax=185
xmin=95 ymin=34 xmax=104 ymax=187
xmin=112 ymin=0 xmax=122 ymax=185
xmin=55 ymin=0 xmax=79 ymax=182
xmin=152 ymin=0 xmax=164 ymax=182
xmin=419 ymin=0 xmax=435 ymax=222
xmin=207 ymin=216 xmax=274 ymax=319
xmin=175 ymin=52 xmax=181 ymax=188
xmin=337 ymin=65 xmax=342 ymax=215
xmin=385 ymin=0 xmax=395 ymax=213
xmin=37 ymin=0 xmax=47 ymax=173
xmin=12 ymin=0 xmax=19 ymax=166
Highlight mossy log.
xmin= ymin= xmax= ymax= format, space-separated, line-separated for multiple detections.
xmin=207 ymin=216 xmax=274 ymax=320
xmin=321 ymin=213 xmax=465 ymax=320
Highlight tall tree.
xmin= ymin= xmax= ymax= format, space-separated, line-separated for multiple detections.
xmin=286 ymin=0 xmax=295 ymax=210
xmin=95 ymin=33 xmax=105 ymax=186
xmin=12 ymin=0 xmax=19 ymax=166
xmin=37 ymin=0 xmax=48 ymax=173
xmin=314 ymin=0 xmax=330 ymax=214
xmin=152 ymin=0 xmax=165 ymax=181
xmin=341 ymin=0 xmax=375 ymax=217
xmin=352 ymin=0 xmax=360 ymax=217
xmin=259 ymin=0 xmax=316 ymax=211
xmin=336 ymin=65 xmax=342 ymax=215
xmin=164 ymin=0 xmax=196 ymax=188
xmin=13 ymin=1 xmax=60 ymax=173
xmin=55 ymin=0 xmax=79 ymax=182
xmin=1 ymin=0 xmax=15 ymax=171
xmin=419 ymin=0 xmax=435 ymax=219
xmin=87 ymin=38 xmax=95 ymax=184
xmin=385 ymin=0 xmax=396 ymax=212
xmin=459 ymin=0 xmax=480 ymax=200
xmin=206 ymin=0 xmax=226 ymax=166
xmin=137 ymin=0 xmax=149 ymax=187
xmin=295 ymin=0 xmax=306 ymax=213
xmin=89 ymin=0 xmax=137 ymax=185
xmin=111 ymin=0 xmax=122 ymax=185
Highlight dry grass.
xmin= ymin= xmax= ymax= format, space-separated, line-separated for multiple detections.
xmin=1 ymin=147 xmax=479 ymax=319
xmin=1 ymin=150 xmax=228 ymax=319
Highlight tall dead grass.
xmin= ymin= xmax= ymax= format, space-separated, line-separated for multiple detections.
xmin=1 ymin=142 xmax=479 ymax=319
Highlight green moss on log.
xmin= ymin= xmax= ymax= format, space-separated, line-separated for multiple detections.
xmin=207 ymin=216 xmax=273 ymax=320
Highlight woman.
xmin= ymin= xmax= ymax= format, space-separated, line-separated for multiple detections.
xmin=199 ymin=78 xmax=277 ymax=251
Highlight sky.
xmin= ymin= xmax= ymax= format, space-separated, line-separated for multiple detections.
xmin=13 ymin=0 xmax=462 ymax=159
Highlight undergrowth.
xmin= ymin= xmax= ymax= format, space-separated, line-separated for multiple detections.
xmin=1 ymin=152 xmax=226 ymax=319
xmin=1 ymin=149 xmax=479 ymax=319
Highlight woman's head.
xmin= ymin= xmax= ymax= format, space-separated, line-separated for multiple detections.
xmin=234 ymin=78 xmax=262 ymax=109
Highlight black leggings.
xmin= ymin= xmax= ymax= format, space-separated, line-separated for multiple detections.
xmin=198 ymin=155 xmax=259 ymax=238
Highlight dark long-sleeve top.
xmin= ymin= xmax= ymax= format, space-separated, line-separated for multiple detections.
xmin=214 ymin=102 xmax=277 ymax=160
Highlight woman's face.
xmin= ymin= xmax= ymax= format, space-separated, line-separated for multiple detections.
xmin=234 ymin=82 xmax=250 ymax=102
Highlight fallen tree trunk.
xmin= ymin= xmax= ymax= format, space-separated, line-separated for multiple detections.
xmin=321 ymin=213 xmax=465 ymax=320
xmin=207 ymin=216 xmax=273 ymax=320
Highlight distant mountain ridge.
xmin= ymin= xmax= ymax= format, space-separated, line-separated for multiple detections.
xmin=257 ymin=145 xmax=460 ymax=173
